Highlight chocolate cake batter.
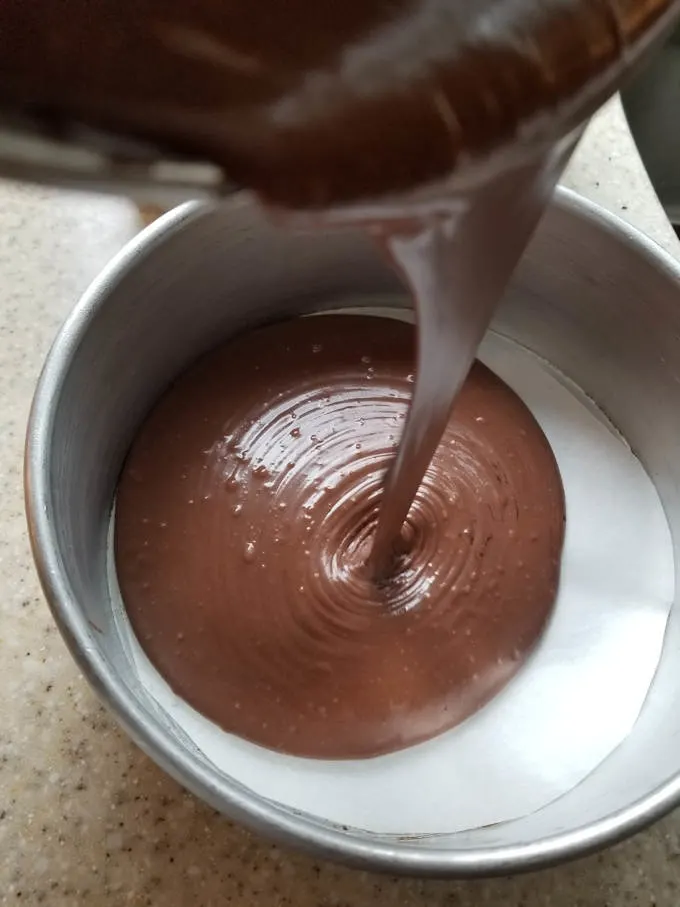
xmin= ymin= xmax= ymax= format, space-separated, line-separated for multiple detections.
xmin=115 ymin=315 xmax=564 ymax=759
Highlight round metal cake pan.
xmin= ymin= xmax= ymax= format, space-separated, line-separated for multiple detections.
xmin=25 ymin=188 xmax=680 ymax=876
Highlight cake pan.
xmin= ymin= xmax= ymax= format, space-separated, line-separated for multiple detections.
xmin=25 ymin=188 xmax=680 ymax=876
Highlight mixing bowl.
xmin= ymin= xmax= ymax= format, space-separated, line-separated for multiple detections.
xmin=25 ymin=188 xmax=680 ymax=876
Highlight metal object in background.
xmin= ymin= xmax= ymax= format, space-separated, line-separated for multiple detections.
xmin=25 ymin=189 xmax=680 ymax=874
xmin=0 ymin=113 xmax=229 ymax=204
xmin=623 ymin=27 xmax=680 ymax=228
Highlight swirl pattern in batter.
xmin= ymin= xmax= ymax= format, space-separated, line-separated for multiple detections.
xmin=115 ymin=315 xmax=565 ymax=759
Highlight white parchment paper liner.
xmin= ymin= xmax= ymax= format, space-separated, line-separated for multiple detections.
xmin=109 ymin=323 xmax=674 ymax=835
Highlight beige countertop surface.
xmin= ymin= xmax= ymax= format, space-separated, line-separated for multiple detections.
xmin=2 ymin=97 xmax=680 ymax=906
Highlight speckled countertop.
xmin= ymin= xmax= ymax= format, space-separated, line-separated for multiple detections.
xmin=2 ymin=97 xmax=680 ymax=907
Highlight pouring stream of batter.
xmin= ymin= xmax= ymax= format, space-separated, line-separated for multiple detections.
xmin=369 ymin=142 xmax=574 ymax=575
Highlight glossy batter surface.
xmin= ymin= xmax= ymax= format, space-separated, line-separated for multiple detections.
xmin=115 ymin=315 xmax=564 ymax=759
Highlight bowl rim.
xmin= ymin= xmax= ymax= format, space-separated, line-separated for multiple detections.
xmin=24 ymin=186 xmax=680 ymax=877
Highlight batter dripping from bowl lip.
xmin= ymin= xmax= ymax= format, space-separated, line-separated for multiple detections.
xmin=365 ymin=141 xmax=573 ymax=575
xmin=115 ymin=311 xmax=565 ymax=760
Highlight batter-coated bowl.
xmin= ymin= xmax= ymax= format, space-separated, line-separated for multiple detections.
xmin=24 ymin=188 xmax=680 ymax=875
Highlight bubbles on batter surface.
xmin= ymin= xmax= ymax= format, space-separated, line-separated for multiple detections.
xmin=115 ymin=315 xmax=564 ymax=759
